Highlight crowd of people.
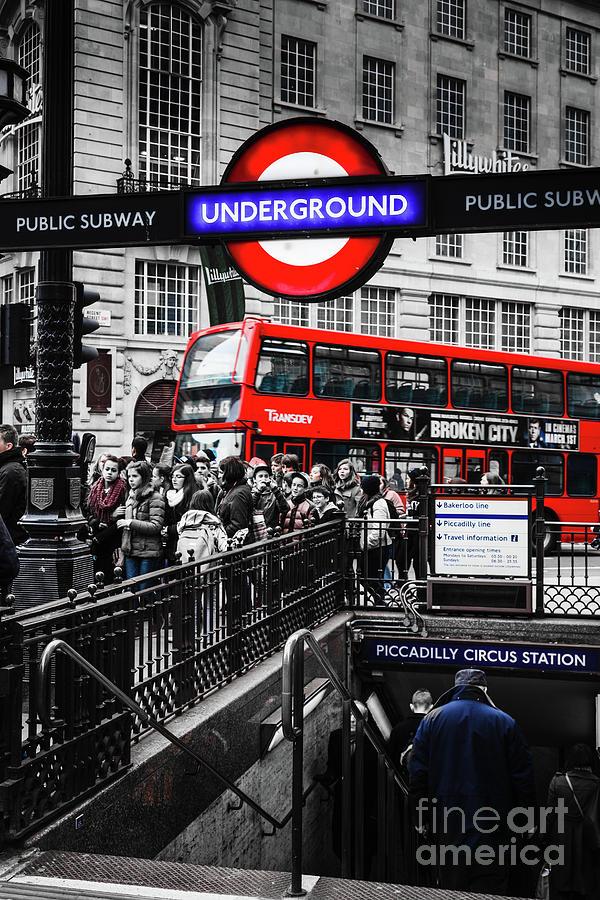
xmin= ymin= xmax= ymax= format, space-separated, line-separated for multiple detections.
xmin=0 ymin=421 xmax=512 ymax=598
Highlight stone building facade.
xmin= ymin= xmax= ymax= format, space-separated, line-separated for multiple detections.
xmin=0 ymin=0 xmax=598 ymax=456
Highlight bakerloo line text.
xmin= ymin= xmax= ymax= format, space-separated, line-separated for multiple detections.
xmin=465 ymin=188 xmax=600 ymax=211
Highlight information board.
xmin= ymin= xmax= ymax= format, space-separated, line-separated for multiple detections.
xmin=434 ymin=496 xmax=529 ymax=577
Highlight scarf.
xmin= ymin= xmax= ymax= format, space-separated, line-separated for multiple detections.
xmin=88 ymin=476 xmax=126 ymax=525
xmin=167 ymin=488 xmax=184 ymax=508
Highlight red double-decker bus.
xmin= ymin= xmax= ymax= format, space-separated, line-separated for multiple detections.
xmin=172 ymin=316 xmax=600 ymax=549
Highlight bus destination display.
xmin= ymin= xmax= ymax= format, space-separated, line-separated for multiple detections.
xmin=351 ymin=404 xmax=579 ymax=451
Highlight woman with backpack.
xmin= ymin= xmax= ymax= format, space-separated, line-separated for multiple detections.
xmin=358 ymin=474 xmax=390 ymax=606
xmin=176 ymin=489 xmax=228 ymax=566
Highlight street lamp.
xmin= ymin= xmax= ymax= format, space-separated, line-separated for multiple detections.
xmin=0 ymin=58 xmax=30 ymax=129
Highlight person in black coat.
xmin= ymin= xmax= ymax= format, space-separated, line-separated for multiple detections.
xmin=0 ymin=424 xmax=27 ymax=545
xmin=0 ymin=510 xmax=19 ymax=600
xmin=409 ymin=668 xmax=535 ymax=895
xmin=217 ymin=456 xmax=253 ymax=543
xmin=546 ymin=743 xmax=600 ymax=900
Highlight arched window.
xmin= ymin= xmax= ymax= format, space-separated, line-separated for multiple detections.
xmin=138 ymin=4 xmax=202 ymax=186
xmin=17 ymin=21 xmax=41 ymax=194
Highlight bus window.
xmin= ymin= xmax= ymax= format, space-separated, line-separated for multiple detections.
xmin=511 ymin=367 xmax=563 ymax=416
xmin=385 ymin=353 xmax=447 ymax=406
xmin=311 ymin=441 xmax=380 ymax=475
xmin=442 ymin=451 xmax=462 ymax=482
xmin=314 ymin=345 xmax=381 ymax=400
xmin=567 ymin=453 xmax=597 ymax=497
xmin=488 ymin=450 xmax=509 ymax=484
xmin=566 ymin=372 xmax=600 ymax=419
xmin=255 ymin=338 xmax=308 ymax=395
xmin=451 ymin=360 xmax=508 ymax=411
xmin=179 ymin=329 xmax=246 ymax=387
xmin=384 ymin=446 xmax=437 ymax=493
xmin=466 ymin=451 xmax=485 ymax=485
xmin=511 ymin=451 xmax=564 ymax=495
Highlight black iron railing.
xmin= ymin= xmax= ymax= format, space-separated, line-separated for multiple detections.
xmin=116 ymin=159 xmax=196 ymax=194
xmin=0 ymin=521 xmax=344 ymax=843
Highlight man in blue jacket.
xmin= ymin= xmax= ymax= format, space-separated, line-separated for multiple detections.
xmin=409 ymin=668 xmax=535 ymax=895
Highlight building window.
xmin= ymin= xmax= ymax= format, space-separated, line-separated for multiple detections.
xmin=564 ymin=229 xmax=588 ymax=275
xmin=362 ymin=0 xmax=394 ymax=18
xmin=138 ymin=4 xmax=202 ymax=185
xmin=18 ymin=268 xmax=36 ymax=343
xmin=1 ymin=275 xmax=13 ymax=305
xmin=565 ymin=28 xmax=590 ymax=75
xmin=465 ymin=298 xmax=495 ymax=350
xmin=437 ymin=0 xmax=465 ymax=39
xmin=436 ymin=75 xmax=465 ymax=138
xmin=134 ymin=261 xmax=199 ymax=336
xmin=272 ymin=297 xmax=310 ymax=327
xmin=503 ymin=231 xmax=528 ymax=267
xmin=565 ymin=107 xmax=589 ymax=165
xmin=430 ymin=294 xmax=531 ymax=351
xmin=429 ymin=293 xmax=459 ymax=344
xmin=501 ymin=301 xmax=531 ymax=353
xmin=436 ymin=233 xmax=463 ymax=259
xmin=503 ymin=92 xmax=530 ymax=153
xmin=560 ymin=308 xmax=584 ymax=360
xmin=317 ymin=296 xmax=353 ymax=332
xmin=360 ymin=287 xmax=395 ymax=337
xmin=504 ymin=8 xmax=531 ymax=58
xmin=281 ymin=36 xmax=316 ymax=108
xmin=17 ymin=22 xmax=41 ymax=194
xmin=590 ymin=312 xmax=600 ymax=362
xmin=362 ymin=57 xmax=394 ymax=124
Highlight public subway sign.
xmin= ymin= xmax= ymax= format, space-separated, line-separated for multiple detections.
xmin=432 ymin=166 xmax=600 ymax=233
xmin=361 ymin=638 xmax=600 ymax=675
xmin=434 ymin=497 xmax=529 ymax=578
xmin=351 ymin=404 xmax=580 ymax=451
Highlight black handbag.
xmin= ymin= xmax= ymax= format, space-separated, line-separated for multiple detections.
xmin=565 ymin=773 xmax=600 ymax=850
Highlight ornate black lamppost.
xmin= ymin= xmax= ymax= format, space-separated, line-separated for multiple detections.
xmin=12 ymin=0 xmax=94 ymax=608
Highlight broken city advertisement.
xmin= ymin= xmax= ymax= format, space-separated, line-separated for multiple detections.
xmin=351 ymin=404 xmax=579 ymax=450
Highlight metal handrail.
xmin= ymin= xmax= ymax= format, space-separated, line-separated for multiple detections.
xmin=38 ymin=639 xmax=286 ymax=830
xmin=281 ymin=628 xmax=409 ymax=895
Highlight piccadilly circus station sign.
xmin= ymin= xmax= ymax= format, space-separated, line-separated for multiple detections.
xmin=4 ymin=117 xmax=600 ymax=302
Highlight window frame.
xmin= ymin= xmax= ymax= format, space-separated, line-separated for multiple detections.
xmin=511 ymin=450 xmax=564 ymax=496
xmin=280 ymin=34 xmax=317 ymax=109
xmin=566 ymin=452 xmax=597 ymax=498
xmin=384 ymin=351 xmax=448 ymax=407
xmin=564 ymin=106 xmax=590 ymax=166
xmin=566 ymin=371 xmax=600 ymax=419
xmin=511 ymin=365 xmax=564 ymax=417
xmin=134 ymin=259 xmax=200 ymax=337
xmin=564 ymin=27 xmax=591 ymax=76
xmin=362 ymin=55 xmax=395 ymax=125
xmin=503 ymin=90 xmax=530 ymax=153
xmin=503 ymin=7 xmax=532 ymax=59
xmin=450 ymin=358 xmax=509 ymax=412
xmin=436 ymin=73 xmax=466 ymax=139
xmin=254 ymin=337 xmax=309 ymax=397
xmin=313 ymin=343 xmax=382 ymax=401
xmin=436 ymin=0 xmax=465 ymax=40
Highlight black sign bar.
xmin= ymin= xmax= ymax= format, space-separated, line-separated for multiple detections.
xmin=2 ymin=166 xmax=600 ymax=252
xmin=431 ymin=166 xmax=600 ymax=233
xmin=0 ymin=191 xmax=183 ymax=251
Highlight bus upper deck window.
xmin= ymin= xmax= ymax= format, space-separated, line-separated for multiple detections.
xmin=385 ymin=353 xmax=447 ymax=406
xmin=255 ymin=338 xmax=308 ymax=395
xmin=512 ymin=367 xmax=563 ymax=416
xmin=314 ymin=345 xmax=381 ymax=400
xmin=567 ymin=372 xmax=600 ymax=419
xmin=451 ymin=360 xmax=508 ymax=411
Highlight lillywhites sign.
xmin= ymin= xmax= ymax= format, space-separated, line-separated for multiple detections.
xmin=362 ymin=638 xmax=600 ymax=674
xmin=443 ymin=134 xmax=530 ymax=176
xmin=185 ymin=179 xmax=427 ymax=239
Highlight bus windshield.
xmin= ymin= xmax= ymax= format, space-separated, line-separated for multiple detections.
xmin=179 ymin=329 xmax=247 ymax=388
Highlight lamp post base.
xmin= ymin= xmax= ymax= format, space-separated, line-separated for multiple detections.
xmin=11 ymin=441 xmax=94 ymax=610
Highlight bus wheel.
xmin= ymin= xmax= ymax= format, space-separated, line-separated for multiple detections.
xmin=531 ymin=511 xmax=558 ymax=556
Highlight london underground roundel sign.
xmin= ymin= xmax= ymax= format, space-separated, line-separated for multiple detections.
xmin=221 ymin=118 xmax=394 ymax=303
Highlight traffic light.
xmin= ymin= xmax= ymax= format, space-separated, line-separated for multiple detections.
xmin=73 ymin=282 xmax=100 ymax=368
xmin=1 ymin=302 xmax=33 ymax=366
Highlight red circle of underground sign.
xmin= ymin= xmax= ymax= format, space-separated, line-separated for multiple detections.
xmin=222 ymin=118 xmax=393 ymax=302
